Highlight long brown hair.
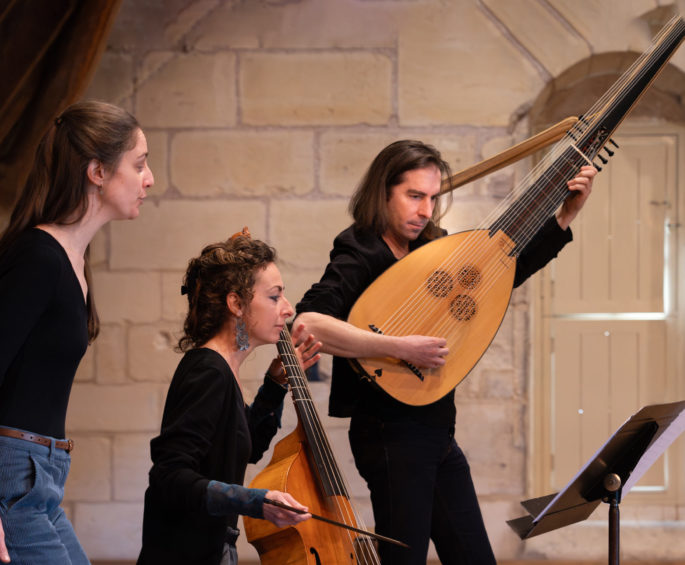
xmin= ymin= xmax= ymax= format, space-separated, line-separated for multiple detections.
xmin=349 ymin=139 xmax=451 ymax=240
xmin=0 ymin=100 xmax=141 ymax=341
xmin=178 ymin=233 xmax=277 ymax=352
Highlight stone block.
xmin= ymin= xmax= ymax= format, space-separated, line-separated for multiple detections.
xmin=550 ymin=0 xmax=657 ymax=53
xmin=195 ymin=0 xmax=398 ymax=49
xmin=164 ymin=0 xmax=221 ymax=46
xmin=271 ymin=199 xmax=351 ymax=270
xmin=110 ymin=200 xmax=266 ymax=270
xmin=64 ymin=436 xmax=111 ymax=502
xmin=128 ymin=322 xmax=182 ymax=382
xmin=171 ymin=130 xmax=314 ymax=197
xmin=137 ymin=52 xmax=236 ymax=128
xmin=73 ymin=502 xmax=144 ymax=560
xmin=84 ymin=51 xmax=135 ymax=109
xmin=241 ymin=52 xmax=392 ymax=126
xmin=398 ymin=3 xmax=542 ymax=126
xmin=106 ymin=0 xmax=196 ymax=51
xmin=91 ymin=271 xmax=161 ymax=324
xmin=95 ymin=324 xmax=127 ymax=384
xmin=476 ymin=369 xmax=518 ymax=399
xmin=454 ymin=401 xmax=525 ymax=495
xmin=161 ymin=271 xmax=187 ymax=322
xmin=484 ymin=0 xmax=590 ymax=77
xmin=113 ymin=434 xmax=154 ymax=501
xmin=421 ymin=131 xmax=480 ymax=187
xmin=66 ymin=383 xmax=165 ymax=432
xmin=320 ymin=132 xmax=405 ymax=197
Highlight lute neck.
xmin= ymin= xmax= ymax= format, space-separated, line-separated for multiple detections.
xmin=489 ymin=16 xmax=685 ymax=255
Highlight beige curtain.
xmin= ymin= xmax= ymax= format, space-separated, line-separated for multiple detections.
xmin=0 ymin=0 xmax=122 ymax=209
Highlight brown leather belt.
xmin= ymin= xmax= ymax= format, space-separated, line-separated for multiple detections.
xmin=0 ymin=427 xmax=74 ymax=453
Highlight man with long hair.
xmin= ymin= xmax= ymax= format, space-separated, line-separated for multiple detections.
xmin=295 ymin=139 xmax=595 ymax=564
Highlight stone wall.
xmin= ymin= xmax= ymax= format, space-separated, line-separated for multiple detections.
xmin=48 ymin=0 xmax=685 ymax=561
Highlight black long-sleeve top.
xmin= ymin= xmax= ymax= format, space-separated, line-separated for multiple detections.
xmin=0 ymin=228 xmax=88 ymax=439
xmin=296 ymin=216 xmax=572 ymax=426
xmin=138 ymin=348 xmax=287 ymax=565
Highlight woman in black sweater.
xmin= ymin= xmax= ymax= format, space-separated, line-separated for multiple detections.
xmin=0 ymin=100 xmax=154 ymax=564
xmin=138 ymin=230 xmax=317 ymax=565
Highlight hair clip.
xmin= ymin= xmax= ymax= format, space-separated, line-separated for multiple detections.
xmin=54 ymin=116 xmax=63 ymax=126
xmin=230 ymin=226 xmax=251 ymax=240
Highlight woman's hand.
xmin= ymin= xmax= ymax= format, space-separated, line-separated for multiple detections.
xmin=0 ymin=518 xmax=10 ymax=563
xmin=263 ymin=490 xmax=311 ymax=527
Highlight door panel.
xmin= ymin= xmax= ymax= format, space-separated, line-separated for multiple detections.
xmin=535 ymin=124 xmax=683 ymax=504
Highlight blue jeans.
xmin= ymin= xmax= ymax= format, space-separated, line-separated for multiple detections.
xmin=349 ymin=414 xmax=497 ymax=565
xmin=0 ymin=430 xmax=90 ymax=565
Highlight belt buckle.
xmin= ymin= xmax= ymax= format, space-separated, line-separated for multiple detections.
xmin=66 ymin=439 xmax=74 ymax=453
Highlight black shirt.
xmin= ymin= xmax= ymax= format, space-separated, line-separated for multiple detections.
xmin=0 ymin=228 xmax=88 ymax=439
xmin=296 ymin=216 xmax=572 ymax=426
xmin=139 ymin=348 xmax=287 ymax=565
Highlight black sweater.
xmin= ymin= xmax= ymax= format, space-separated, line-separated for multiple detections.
xmin=0 ymin=228 xmax=88 ymax=439
xmin=138 ymin=348 xmax=287 ymax=565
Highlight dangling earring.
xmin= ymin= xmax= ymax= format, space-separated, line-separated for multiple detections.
xmin=236 ymin=318 xmax=249 ymax=351
xmin=98 ymin=184 xmax=104 ymax=196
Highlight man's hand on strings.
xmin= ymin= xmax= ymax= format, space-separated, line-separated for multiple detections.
xmin=266 ymin=324 xmax=321 ymax=386
xmin=291 ymin=323 xmax=321 ymax=371
xmin=556 ymin=165 xmax=597 ymax=230
xmin=394 ymin=335 xmax=448 ymax=369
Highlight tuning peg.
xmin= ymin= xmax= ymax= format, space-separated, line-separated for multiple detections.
xmin=604 ymin=146 xmax=614 ymax=157
xmin=609 ymin=138 xmax=619 ymax=148
xmin=597 ymin=154 xmax=608 ymax=164
xmin=593 ymin=162 xmax=603 ymax=172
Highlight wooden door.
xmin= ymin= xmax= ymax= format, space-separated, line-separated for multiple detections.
xmin=533 ymin=123 xmax=685 ymax=504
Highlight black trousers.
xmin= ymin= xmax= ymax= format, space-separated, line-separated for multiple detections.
xmin=349 ymin=414 xmax=497 ymax=565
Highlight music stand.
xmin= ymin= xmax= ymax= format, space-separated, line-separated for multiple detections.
xmin=507 ymin=400 xmax=685 ymax=565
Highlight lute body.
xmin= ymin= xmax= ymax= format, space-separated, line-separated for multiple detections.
xmin=348 ymin=229 xmax=516 ymax=406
